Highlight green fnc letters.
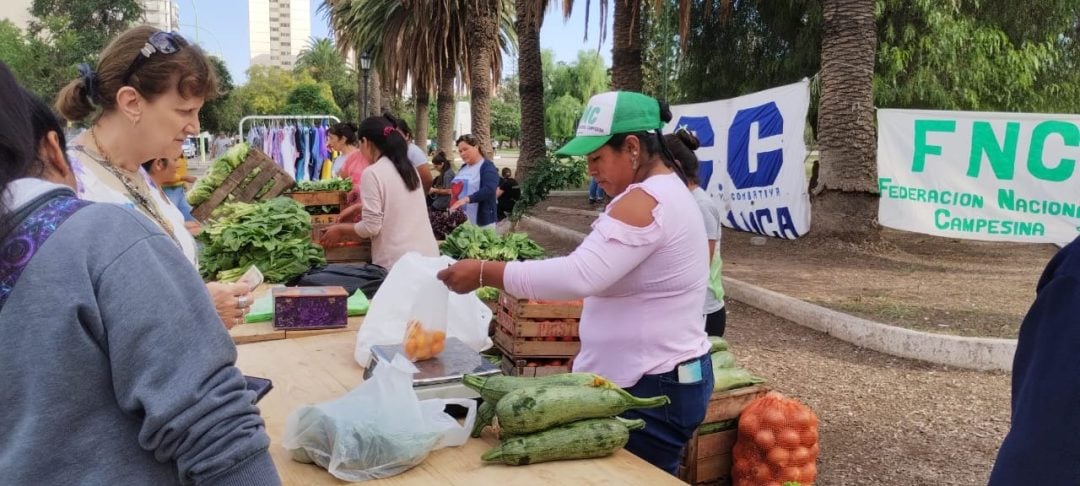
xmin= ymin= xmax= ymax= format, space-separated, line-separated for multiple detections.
xmin=912 ymin=119 xmax=1079 ymax=182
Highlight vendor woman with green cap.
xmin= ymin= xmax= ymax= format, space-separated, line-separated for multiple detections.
xmin=438 ymin=91 xmax=713 ymax=475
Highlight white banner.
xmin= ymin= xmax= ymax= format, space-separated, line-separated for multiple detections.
xmin=878 ymin=109 xmax=1080 ymax=244
xmin=665 ymin=80 xmax=811 ymax=239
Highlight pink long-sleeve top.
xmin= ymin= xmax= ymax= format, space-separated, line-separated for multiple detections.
xmin=504 ymin=172 xmax=712 ymax=387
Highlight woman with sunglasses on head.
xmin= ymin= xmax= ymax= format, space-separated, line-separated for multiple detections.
xmin=449 ymin=134 xmax=500 ymax=228
xmin=56 ymin=26 xmax=252 ymax=329
xmin=2 ymin=64 xmax=280 ymax=486
xmin=438 ymin=92 xmax=713 ymax=476
xmin=319 ymin=116 xmax=439 ymax=270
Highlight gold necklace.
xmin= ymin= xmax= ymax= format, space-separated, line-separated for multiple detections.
xmin=88 ymin=127 xmax=182 ymax=248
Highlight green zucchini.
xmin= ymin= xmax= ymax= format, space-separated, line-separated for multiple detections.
xmin=481 ymin=417 xmax=646 ymax=465
xmin=496 ymin=385 xmax=669 ymax=435
xmin=471 ymin=400 xmax=497 ymax=438
xmin=462 ymin=373 xmax=611 ymax=403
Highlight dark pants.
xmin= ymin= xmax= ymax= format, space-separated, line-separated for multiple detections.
xmin=705 ymin=307 xmax=727 ymax=337
xmin=621 ymin=352 xmax=715 ymax=476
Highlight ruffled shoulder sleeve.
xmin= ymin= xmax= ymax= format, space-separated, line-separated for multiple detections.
xmin=591 ymin=184 xmax=665 ymax=247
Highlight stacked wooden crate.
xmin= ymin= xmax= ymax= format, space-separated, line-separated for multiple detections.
xmin=190 ymin=148 xmax=294 ymax=221
xmin=679 ymin=384 xmax=769 ymax=485
xmin=287 ymin=190 xmax=371 ymax=263
xmin=493 ymin=290 xmax=583 ymax=376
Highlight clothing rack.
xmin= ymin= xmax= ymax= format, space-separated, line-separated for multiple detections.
xmin=237 ymin=114 xmax=341 ymax=139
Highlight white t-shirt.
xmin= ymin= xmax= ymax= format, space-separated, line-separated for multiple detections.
xmin=451 ymin=161 xmax=482 ymax=223
xmin=692 ymin=187 xmax=724 ymax=313
xmin=407 ymin=143 xmax=427 ymax=168
xmin=72 ymin=153 xmax=198 ymax=265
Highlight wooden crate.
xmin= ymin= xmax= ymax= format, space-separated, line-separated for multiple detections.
xmin=495 ymin=308 xmax=579 ymax=338
xmin=500 ymin=356 xmax=571 ymax=377
xmin=493 ymin=326 xmax=580 ymax=358
xmin=287 ymin=190 xmax=348 ymax=209
xmin=310 ymin=213 xmax=339 ymax=225
xmin=310 ymin=222 xmax=372 ymax=263
xmin=497 ymin=290 xmax=583 ymax=319
xmin=680 ymin=385 xmax=770 ymax=485
xmin=191 ymin=148 xmax=294 ymax=221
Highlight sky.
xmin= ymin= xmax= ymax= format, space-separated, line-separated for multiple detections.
xmin=176 ymin=0 xmax=614 ymax=85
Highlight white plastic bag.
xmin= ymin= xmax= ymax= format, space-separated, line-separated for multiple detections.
xmin=355 ymin=252 xmax=492 ymax=366
xmin=281 ymin=355 xmax=476 ymax=482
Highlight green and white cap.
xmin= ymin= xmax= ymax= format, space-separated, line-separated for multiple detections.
xmin=556 ymin=91 xmax=665 ymax=156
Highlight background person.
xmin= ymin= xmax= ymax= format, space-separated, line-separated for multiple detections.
xmin=55 ymin=25 xmax=251 ymax=328
xmin=989 ymin=235 xmax=1080 ymax=484
xmin=384 ymin=113 xmax=433 ymax=193
xmin=449 ymin=134 xmax=499 ymax=228
xmin=438 ymin=92 xmax=713 ymax=475
xmin=144 ymin=157 xmax=200 ymax=236
xmin=496 ymin=166 xmax=520 ymax=221
xmin=428 ymin=151 xmax=455 ymax=210
xmin=1 ymin=62 xmax=281 ymax=486
xmin=665 ymin=129 xmax=726 ymax=336
xmin=319 ymin=116 xmax=439 ymax=269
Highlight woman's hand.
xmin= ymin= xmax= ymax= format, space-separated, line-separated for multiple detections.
xmin=449 ymin=196 xmax=469 ymax=211
xmin=319 ymin=223 xmax=357 ymax=248
xmin=206 ymin=281 xmax=252 ymax=329
xmin=437 ymin=259 xmax=483 ymax=294
xmin=338 ymin=203 xmax=362 ymax=223
xmin=184 ymin=220 xmax=202 ymax=236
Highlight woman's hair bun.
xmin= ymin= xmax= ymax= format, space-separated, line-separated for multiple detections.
xmin=676 ymin=128 xmax=701 ymax=151
xmin=657 ymin=100 xmax=673 ymax=124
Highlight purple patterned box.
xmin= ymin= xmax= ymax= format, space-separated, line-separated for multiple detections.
xmin=272 ymin=286 xmax=349 ymax=330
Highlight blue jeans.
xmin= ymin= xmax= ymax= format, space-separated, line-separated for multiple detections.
xmin=588 ymin=177 xmax=604 ymax=201
xmin=621 ymin=352 xmax=714 ymax=475
xmin=163 ymin=185 xmax=195 ymax=222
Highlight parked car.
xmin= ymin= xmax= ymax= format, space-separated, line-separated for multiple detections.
xmin=182 ymin=138 xmax=197 ymax=158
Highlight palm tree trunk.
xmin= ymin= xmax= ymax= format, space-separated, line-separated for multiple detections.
xmin=515 ymin=0 xmax=547 ymax=182
xmin=437 ymin=63 xmax=456 ymax=157
xmin=813 ymin=0 xmax=879 ymax=239
xmin=466 ymin=0 xmax=501 ymax=159
xmin=414 ymin=85 xmax=431 ymax=151
xmin=380 ymin=82 xmax=396 ymax=115
xmin=612 ymin=0 xmax=644 ymax=92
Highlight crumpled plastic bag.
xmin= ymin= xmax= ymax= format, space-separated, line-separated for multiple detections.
xmin=282 ymin=354 xmax=476 ymax=481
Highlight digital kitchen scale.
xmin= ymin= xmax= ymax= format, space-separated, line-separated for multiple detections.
xmin=366 ymin=337 xmax=501 ymax=400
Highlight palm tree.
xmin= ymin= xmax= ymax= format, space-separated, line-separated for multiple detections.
xmin=611 ymin=0 xmax=642 ymax=91
xmin=514 ymin=0 xmax=552 ymax=181
xmin=295 ymin=38 xmax=357 ymax=118
xmin=321 ymin=0 xmax=515 ymax=157
xmin=813 ymin=0 xmax=878 ymax=239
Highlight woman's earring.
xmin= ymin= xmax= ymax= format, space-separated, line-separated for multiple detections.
xmin=632 ymin=155 xmax=639 ymax=170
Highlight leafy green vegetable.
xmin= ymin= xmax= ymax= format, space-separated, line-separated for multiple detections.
xmin=438 ymin=224 xmax=545 ymax=261
xmin=196 ymin=197 xmax=326 ymax=283
xmin=476 ymin=286 xmax=500 ymax=302
xmin=287 ymin=178 xmax=353 ymax=193
xmin=187 ymin=143 xmax=250 ymax=206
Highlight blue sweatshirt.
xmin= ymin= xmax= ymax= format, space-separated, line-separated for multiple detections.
xmin=989 ymin=236 xmax=1080 ymax=484
xmin=0 ymin=180 xmax=280 ymax=485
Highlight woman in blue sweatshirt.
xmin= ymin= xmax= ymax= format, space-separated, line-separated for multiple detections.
xmin=0 ymin=64 xmax=280 ymax=485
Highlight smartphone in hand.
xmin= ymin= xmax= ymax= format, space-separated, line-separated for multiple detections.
xmin=243 ymin=375 xmax=273 ymax=403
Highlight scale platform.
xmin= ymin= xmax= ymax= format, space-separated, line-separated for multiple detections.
xmin=367 ymin=337 xmax=501 ymax=400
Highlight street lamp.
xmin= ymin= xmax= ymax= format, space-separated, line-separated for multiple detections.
xmin=360 ymin=50 xmax=372 ymax=118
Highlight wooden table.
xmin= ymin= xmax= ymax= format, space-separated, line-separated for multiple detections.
xmin=235 ymin=331 xmax=685 ymax=485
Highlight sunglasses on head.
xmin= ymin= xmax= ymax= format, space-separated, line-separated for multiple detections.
xmin=122 ymin=31 xmax=188 ymax=86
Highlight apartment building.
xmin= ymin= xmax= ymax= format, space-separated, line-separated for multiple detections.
xmin=249 ymin=0 xmax=311 ymax=70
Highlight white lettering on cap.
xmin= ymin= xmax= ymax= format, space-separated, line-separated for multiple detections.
xmin=576 ymin=92 xmax=618 ymax=136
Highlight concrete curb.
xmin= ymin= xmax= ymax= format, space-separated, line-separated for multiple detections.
xmin=518 ymin=214 xmax=1018 ymax=372
xmin=547 ymin=206 xmax=602 ymax=217
xmin=549 ymin=190 xmax=589 ymax=197
xmin=724 ymin=278 xmax=1016 ymax=371
xmin=519 ymin=215 xmax=588 ymax=245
